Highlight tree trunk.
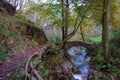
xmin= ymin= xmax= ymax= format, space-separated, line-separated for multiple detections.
xmin=64 ymin=0 xmax=69 ymax=39
xmin=102 ymin=0 xmax=110 ymax=59
xmin=80 ymin=26 xmax=86 ymax=42
xmin=61 ymin=0 xmax=65 ymax=41
xmin=60 ymin=0 xmax=69 ymax=48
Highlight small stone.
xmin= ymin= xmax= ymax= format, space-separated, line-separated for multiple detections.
xmin=72 ymin=67 xmax=81 ymax=74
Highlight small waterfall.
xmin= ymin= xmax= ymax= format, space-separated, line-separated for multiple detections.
xmin=67 ymin=46 xmax=90 ymax=80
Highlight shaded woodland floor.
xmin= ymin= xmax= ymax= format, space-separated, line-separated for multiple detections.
xmin=0 ymin=44 xmax=48 ymax=79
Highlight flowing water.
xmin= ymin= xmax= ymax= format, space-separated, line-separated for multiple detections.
xmin=67 ymin=46 xmax=91 ymax=80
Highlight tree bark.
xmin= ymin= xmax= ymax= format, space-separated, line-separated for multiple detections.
xmin=80 ymin=26 xmax=86 ymax=42
xmin=64 ymin=0 xmax=69 ymax=39
xmin=102 ymin=0 xmax=110 ymax=59
xmin=61 ymin=0 xmax=65 ymax=41
xmin=60 ymin=0 xmax=69 ymax=48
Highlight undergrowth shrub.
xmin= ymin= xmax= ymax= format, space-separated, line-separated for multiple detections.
xmin=48 ymin=34 xmax=62 ymax=43
xmin=91 ymin=30 xmax=120 ymax=78
xmin=0 ymin=53 xmax=9 ymax=64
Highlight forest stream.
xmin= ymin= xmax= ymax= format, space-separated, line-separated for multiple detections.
xmin=67 ymin=46 xmax=90 ymax=80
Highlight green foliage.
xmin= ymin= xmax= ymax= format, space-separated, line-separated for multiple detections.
xmin=98 ymin=61 xmax=117 ymax=74
xmin=117 ymin=72 xmax=120 ymax=78
xmin=0 ymin=45 xmax=7 ymax=53
xmin=26 ymin=2 xmax=64 ymax=28
xmin=0 ymin=11 xmax=41 ymax=55
xmin=48 ymin=34 xmax=62 ymax=43
xmin=109 ymin=31 xmax=120 ymax=64
xmin=91 ymin=54 xmax=104 ymax=64
xmin=44 ymin=51 xmax=64 ymax=69
xmin=40 ymin=68 xmax=49 ymax=79
xmin=92 ymin=77 xmax=111 ymax=80
xmin=49 ymin=43 xmax=60 ymax=54
xmin=110 ymin=30 xmax=120 ymax=40
xmin=80 ymin=46 xmax=87 ymax=50
xmin=0 ymin=20 xmax=9 ymax=36
xmin=91 ymin=45 xmax=119 ymax=74
xmin=110 ymin=0 xmax=120 ymax=30
xmin=91 ymin=46 xmax=104 ymax=64
xmin=90 ymin=36 xmax=102 ymax=43
xmin=0 ymin=53 xmax=9 ymax=64
xmin=7 ymin=73 xmax=24 ymax=80
xmin=15 ymin=11 xmax=28 ymax=21
xmin=91 ymin=30 xmax=120 ymax=77
xmin=33 ymin=59 xmax=49 ymax=79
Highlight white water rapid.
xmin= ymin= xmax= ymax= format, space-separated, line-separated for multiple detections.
xmin=67 ymin=46 xmax=91 ymax=80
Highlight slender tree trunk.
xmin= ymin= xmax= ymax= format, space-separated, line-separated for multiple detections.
xmin=102 ymin=0 xmax=110 ymax=59
xmin=80 ymin=26 xmax=85 ymax=42
xmin=61 ymin=0 xmax=65 ymax=41
xmin=60 ymin=0 xmax=70 ymax=48
xmin=64 ymin=0 xmax=69 ymax=39
xmin=102 ymin=0 xmax=106 ymax=55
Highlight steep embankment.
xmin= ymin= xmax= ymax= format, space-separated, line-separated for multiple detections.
xmin=0 ymin=11 xmax=48 ymax=79
xmin=0 ymin=11 xmax=47 ymax=53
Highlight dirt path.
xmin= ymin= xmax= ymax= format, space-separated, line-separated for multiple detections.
xmin=0 ymin=44 xmax=49 ymax=79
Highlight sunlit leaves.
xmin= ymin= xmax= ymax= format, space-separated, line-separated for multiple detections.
xmin=26 ymin=1 xmax=63 ymax=27
xmin=88 ymin=0 xmax=120 ymax=30
xmin=110 ymin=0 xmax=120 ymax=30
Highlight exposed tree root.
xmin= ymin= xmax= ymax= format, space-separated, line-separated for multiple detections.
xmin=25 ymin=45 xmax=49 ymax=80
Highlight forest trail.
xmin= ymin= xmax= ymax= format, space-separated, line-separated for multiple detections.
xmin=0 ymin=44 xmax=49 ymax=79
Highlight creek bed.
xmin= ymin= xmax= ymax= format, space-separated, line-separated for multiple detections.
xmin=67 ymin=46 xmax=91 ymax=80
